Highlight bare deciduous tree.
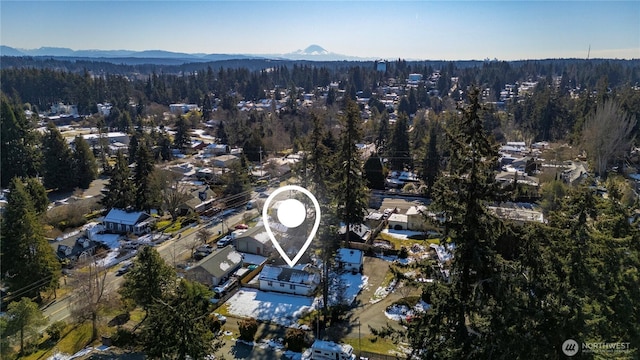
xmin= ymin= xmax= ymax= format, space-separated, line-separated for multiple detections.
xmin=70 ymin=258 xmax=108 ymax=341
xmin=582 ymin=100 xmax=636 ymax=177
xmin=154 ymin=169 xmax=192 ymax=220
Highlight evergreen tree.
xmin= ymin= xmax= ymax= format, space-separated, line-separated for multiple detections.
xmin=143 ymin=280 xmax=221 ymax=359
xmin=73 ymin=135 xmax=98 ymax=189
xmin=173 ymin=115 xmax=190 ymax=150
xmin=0 ymin=94 xmax=40 ymax=187
xmin=120 ymin=246 xmax=176 ymax=322
xmin=388 ymin=113 xmax=411 ymax=171
xmin=134 ymin=138 xmax=159 ymax=212
xmin=303 ymin=113 xmax=333 ymax=203
xmin=101 ymin=150 xmax=135 ymax=209
xmin=375 ymin=111 xmax=389 ymax=156
xmin=24 ymin=177 xmax=49 ymax=215
xmin=408 ymin=88 xmax=503 ymax=358
xmin=222 ymin=162 xmax=251 ymax=205
xmin=128 ymin=133 xmax=139 ymax=165
xmin=4 ymin=298 xmax=46 ymax=355
xmin=41 ymin=122 xmax=75 ymax=191
xmin=157 ymin=131 xmax=173 ymax=161
xmin=363 ymin=155 xmax=386 ymax=190
xmin=216 ymin=121 xmax=229 ymax=144
xmin=0 ymin=178 xmax=61 ymax=301
xmin=420 ymin=120 xmax=441 ymax=192
xmin=335 ymin=99 xmax=368 ymax=242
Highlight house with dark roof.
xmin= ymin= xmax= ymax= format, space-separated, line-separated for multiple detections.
xmin=54 ymin=236 xmax=98 ymax=263
xmin=187 ymin=245 xmax=243 ymax=287
xmin=179 ymin=186 xmax=217 ymax=215
xmin=103 ymin=208 xmax=154 ymax=235
xmin=258 ymin=265 xmax=319 ymax=296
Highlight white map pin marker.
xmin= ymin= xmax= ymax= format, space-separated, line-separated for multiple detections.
xmin=262 ymin=185 xmax=321 ymax=267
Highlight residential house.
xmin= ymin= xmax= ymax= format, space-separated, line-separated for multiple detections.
xmin=388 ymin=213 xmax=408 ymax=230
xmin=339 ymin=223 xmax=372 ymax=243
xmin=103 ymin=208 xmax=154 ymax=235
xmin=204 ymin=144 xmax=230 ymax=156
xmin=187 ymin=245 xmax=243 ymax=287
xmin=212 ymin=154 xmax=239 ymax=168
xmin=258 ymin=265 xmax=319 ymax=296
xmin=180 ymin=186 xmax=216 ymax=215
xmin=406 ymin=205 xmax=428 ymax=231
xmin=336 ymin=248 xmax=363 ymax=274
xmin=169 ymin=103 xmax=199 ymax=114
xmin=55 ymin=236 xmax=98 ymax=263
xmin=234 ymin=225 xmax=273 ymax=256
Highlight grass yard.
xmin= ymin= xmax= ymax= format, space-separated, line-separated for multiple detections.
xmin=343 ymin=336 xmax=405 ymax=357
xmin=22 ymin=322 xmax=95 ymax=360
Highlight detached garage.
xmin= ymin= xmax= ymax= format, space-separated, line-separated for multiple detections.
xmin=388 ymin=213 xmax=408 ymax=230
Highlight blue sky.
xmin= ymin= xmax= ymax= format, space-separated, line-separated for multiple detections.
xmin=1 ymin=1 xmax=638 ymax=60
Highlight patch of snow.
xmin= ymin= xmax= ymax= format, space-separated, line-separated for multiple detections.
xmin=327 ymin=272 xmax=368 ymax=306
xmin=370 ymin=279 xmax=397 ymax=304
xmin=226 ymin=288 xmax=315 ymax=327
xmin=381 ymin=228 xmax=424 ymax=240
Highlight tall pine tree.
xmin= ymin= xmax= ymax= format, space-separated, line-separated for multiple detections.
xmin=408 ymin=88 xmax=503 ymax=358
xmin=0 ymin=178 xmax=61 ymax=301
xmin=42 ymin=122 xmax=75 ymax=191
xmin=101 ymin=150 xmax=135 ymax=210
xmin=0 ymin=94 xmax=40 ymax=187
xmin=73 ymin=135 xmax=98 ymax=189
xmin=335 ymin=99 xmax=368 ymax=243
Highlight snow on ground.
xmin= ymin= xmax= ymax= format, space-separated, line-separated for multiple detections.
xmin=226 ymin=288 xmax=316 ymax=327
xmin=370 ymin=278 xmax=397 ymax=304
xmin=381 ymin=228 xmax=424 ymax=240
xmin=384 ymin=300 xmax=431 ymax=321
xmin=328 ymin=272 xmax=368 ymax=306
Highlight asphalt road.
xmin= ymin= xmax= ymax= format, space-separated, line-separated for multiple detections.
xmin=40 ymin=209 xmax=258 ymax=330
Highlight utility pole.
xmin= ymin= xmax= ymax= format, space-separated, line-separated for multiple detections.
xmin=259 ymin=146 xmax=264 ymax=177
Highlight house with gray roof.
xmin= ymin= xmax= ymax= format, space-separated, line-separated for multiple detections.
xmin=234 ymin=225 xmax=273 ymax=256
xmin=187 ymin=245 xmax=243 ymax=287
xmin=103 ymin=208 xmax=154 ymax=235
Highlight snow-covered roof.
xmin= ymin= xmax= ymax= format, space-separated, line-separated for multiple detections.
xmin=406 ymin=205 xmax=427 ymax=216
xmin=236 ymin=225 xmax=272 ymax=245
xmin=191 ymin=245 xmax=243 ymax=278
xmin=336 ymin=248 xmax=363 ymax=265
xmin=103 ymin=208 xmax=148 ymax=226
xmin=388 ymin=213 xmax=408 ymax=223
xmin=259 ymin=265 xmax=318 ymax=285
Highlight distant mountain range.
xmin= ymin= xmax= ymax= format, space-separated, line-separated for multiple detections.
xmin=0 ymin=44 xmax=375 ymax=63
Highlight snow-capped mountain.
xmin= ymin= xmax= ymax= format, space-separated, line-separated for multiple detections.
xmin=291 ymin=45 xmax=330 ymax=56
xmin=0 ymin=44 xmax=376 ymax=63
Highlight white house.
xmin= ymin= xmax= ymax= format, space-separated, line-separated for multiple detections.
xmin=258 ymin=265 xmax=319 ymax=296
xmin=336 ymin=248 xmax=363 ymax=274
xmin=103 ymin=208 xmax=154 ymax=235
xmin=388 ymin=213 xmax=408 ymax=230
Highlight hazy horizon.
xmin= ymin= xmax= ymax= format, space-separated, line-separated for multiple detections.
xmin=1 ymin=1 xmax=639 ymax=61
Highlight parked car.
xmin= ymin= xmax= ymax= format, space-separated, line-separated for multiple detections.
xmin=235 ymin=223 xmax=249 ymax=230
xmin=116 ymin=261 xmax=133 ymax=276
xmin=216 ymin=235 xmax=233 ymax=248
